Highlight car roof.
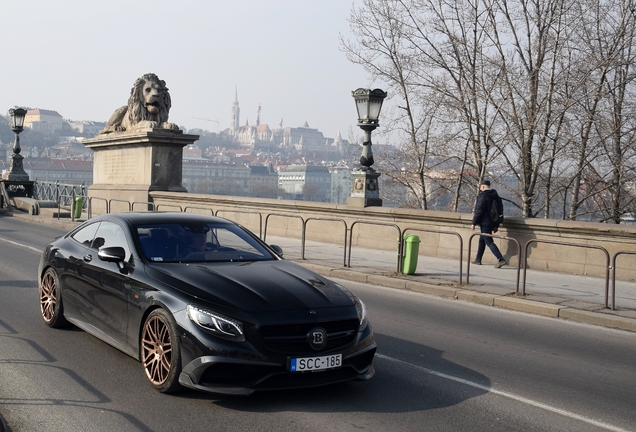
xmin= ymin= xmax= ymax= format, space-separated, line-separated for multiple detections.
xmin=90 ymin=212 xmax=234 ymax=226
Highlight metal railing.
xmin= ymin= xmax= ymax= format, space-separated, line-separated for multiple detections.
xmin=263 ymin=213 xmax=304 ymax=244
xmin=403 ymin=227 xmax=464 ymax=284
xmin=522 ymin=239 xmax=610 ymax=308
xmin=348 ymin=221 xmax=402 ymax=273
xmin=34 ymin=180 xmax=87 ymax=203
xmin=56 ymin=194 xmax=75 ymax=221
xmin=132 ymin=201 xmax=155 ymax=212
xmin=88 ymin=196 xmax=108 ymax=218
xmin=108 ymin=199 xmax=132 ymax=212
xmin=303 ymin=218 xmax=347 ymax=266
xmin=610 ymin=251 xmax=636 ymax=310
xmin=185 ymin=206 xmax=214 ymax=215
xmin=156 ymin=204 xmax=183 ymax=212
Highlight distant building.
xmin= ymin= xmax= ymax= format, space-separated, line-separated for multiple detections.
xmin=39 ymin=141 xmax=93 ymax=160
xmin=226 ymin=90 xmax=346 ymax=159
xmin=24 ymin=109 xmax=65 ymax=132
xmin=249 ymin=163 xmax=279 ymax=198
xmin=228 ymin=90 xmax=275 ymax=151
xmin=278 ymin=165 xmax=331 ymax=202
xmin=26 ymin=159 xmax=93 ymax=184
xmin=183 ymin=144 xmax=204 ymax=160
xmin=66 ymin=120 xmax=107 ymax=136
xmin=182 ymin=160 xmax=251 ymax=196
xmin=329 ymin=165 xmax=352 ymax=204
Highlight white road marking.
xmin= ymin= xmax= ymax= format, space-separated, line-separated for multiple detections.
xmin=0 ymin=237 xmax=42 ymax=253
xmin=376 ymin=353 xmax=629 ymax=432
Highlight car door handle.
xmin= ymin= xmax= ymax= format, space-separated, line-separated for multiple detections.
xmin=84 ymin=254 xmax=93 ymax=262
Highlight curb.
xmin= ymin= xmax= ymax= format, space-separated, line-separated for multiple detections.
xmin=298 ymin=262 xmax=636 ymax=333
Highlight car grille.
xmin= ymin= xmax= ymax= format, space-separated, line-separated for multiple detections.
xmin=259 ymin=319 xmax=359 ymax=354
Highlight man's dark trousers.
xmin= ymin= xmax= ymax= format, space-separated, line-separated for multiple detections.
xmin=475 ymin=224 xmax=504 ymax=262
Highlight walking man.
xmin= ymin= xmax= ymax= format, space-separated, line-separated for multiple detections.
xmin=471 ymin=180 xmax=507 ymax=268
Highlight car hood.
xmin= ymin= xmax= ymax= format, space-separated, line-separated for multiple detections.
xmin=144 ymin=260 xmax=353 ymax=312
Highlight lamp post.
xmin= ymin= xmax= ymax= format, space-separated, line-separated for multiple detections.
xmin=348 ymin=88 xmax=387 ymax=207
xmin=4 ymin=108 xmax=30 ymax=181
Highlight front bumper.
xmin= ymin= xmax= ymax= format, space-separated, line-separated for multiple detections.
xmin=178 ymin=343 xmax=377 ymax=395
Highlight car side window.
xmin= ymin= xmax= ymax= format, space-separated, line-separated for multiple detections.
xmin=93 ymin=221 xmax=132 ymax=260
xmin=71 ymin=222 xmax=100 ymax=247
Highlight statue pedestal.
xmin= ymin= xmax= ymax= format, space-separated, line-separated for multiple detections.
xmin=83 ymin=129 xmax=199 ymax=213
xmin=0 ymin=180 xmax=35 ymax=210
xmin=347 ymin=170 xmax=382 ymax=208
xmin=3 ymin=153 xmax=30 ymax=181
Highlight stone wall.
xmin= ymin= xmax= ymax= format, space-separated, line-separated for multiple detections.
xmin=149 ymin=191 xmax=636 ymax=281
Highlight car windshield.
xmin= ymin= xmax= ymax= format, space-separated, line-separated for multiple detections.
xmin=136 ymin=222 xmax=275 ymax=263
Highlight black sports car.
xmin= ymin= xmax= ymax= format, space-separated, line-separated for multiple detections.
xmin=38 ymin=212 xmax=376 ymax=394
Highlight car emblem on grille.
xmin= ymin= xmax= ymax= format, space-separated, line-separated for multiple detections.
xmin=308 ymin=327 xmax=328 ymax=350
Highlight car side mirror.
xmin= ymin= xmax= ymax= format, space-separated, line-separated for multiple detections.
xmin=269 ymin=244 xmax=283 ymax=258
xmin=98 ymin=246 xmax=126 ymax=263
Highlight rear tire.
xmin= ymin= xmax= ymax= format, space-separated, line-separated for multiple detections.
xmin=39 ymin=268 xmax=68 ymax=328
xmin=141 ymin=308 xmax=183 ymax=393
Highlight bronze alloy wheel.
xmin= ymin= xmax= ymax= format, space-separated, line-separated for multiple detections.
xmin=39 ymin=268 xmax=67 ymax=328
xmin=40 ymin=271 xmax=57 ymax=322
xmin=141 ymin=309 xmax=182 ymax=392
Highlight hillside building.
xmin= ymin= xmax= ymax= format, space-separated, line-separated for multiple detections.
xmin=24 ymin=109 xmax=65 ymax=132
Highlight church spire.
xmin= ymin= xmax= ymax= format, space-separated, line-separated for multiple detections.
xmin=230 ymin=86 xmax=240 ymax=133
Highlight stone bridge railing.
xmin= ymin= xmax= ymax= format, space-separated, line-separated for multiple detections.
xmin=108 ymin=190 xmax=636 ymax=282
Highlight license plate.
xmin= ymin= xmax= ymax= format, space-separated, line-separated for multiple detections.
xmin=289 ymin=354 xmax=342 ymax=372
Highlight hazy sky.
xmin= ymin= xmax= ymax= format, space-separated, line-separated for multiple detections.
xmin=1 ymin=0 xmax=374 ymax=140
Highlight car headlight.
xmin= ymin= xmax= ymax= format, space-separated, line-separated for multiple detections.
xmin=186 ymin=305 xmax=245 ymax=342
xmin=335 ymin=283 xmax=369 ymax=331
xmin=355 ymin=297 xmax=368 ymax=331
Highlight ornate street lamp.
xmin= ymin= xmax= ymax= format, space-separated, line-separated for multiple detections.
xmin=4 ymin=107 xmax=30 ymax=181
xmin=348 ymin=88 xmax=387 ymax=207
xmin=352 ymin=88 xmax=387 ymax=170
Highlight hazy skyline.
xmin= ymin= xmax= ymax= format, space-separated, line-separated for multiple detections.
xmin=1 ymin=1 xmax=374 ymax=140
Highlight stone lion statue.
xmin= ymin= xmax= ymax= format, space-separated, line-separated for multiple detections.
xmin=100 ymin=73 xmax=179 ymax=134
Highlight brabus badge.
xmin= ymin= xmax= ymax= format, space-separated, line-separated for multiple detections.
xmin=308 ymin=327 xmax=328 ymax=350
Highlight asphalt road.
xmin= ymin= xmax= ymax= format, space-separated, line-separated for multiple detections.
xmin=0 ymin=217 xmax=635 ymax=431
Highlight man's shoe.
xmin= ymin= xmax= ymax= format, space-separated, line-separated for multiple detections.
xmin=495 ymin=259 xmax=507 ymax=268
xmin=471 ymin=260 xmax=481 ymax=265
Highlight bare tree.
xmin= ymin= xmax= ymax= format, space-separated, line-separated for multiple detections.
xmin=343 ymin=0 xmax=636 ymax=222
xmin=343 ymin=0 xmax=507 ymax=210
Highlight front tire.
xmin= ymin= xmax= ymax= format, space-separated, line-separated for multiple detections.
xmin=39 ymin=268 xmax=67 ymax=328
xmin=141 ymin=309 xmax=182 ymax=393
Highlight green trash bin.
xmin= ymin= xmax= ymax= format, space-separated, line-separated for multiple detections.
xmin=402 ymin=234 xmax=420 ymax=275
xmin=72 ymin=196 xmax=84 ymax=219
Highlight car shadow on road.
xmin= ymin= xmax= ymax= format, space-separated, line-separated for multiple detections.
xmin=0 ymin=318 xmax=154 ymax=432
xmin=205 ymin=333 xmax=490 ymax=414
